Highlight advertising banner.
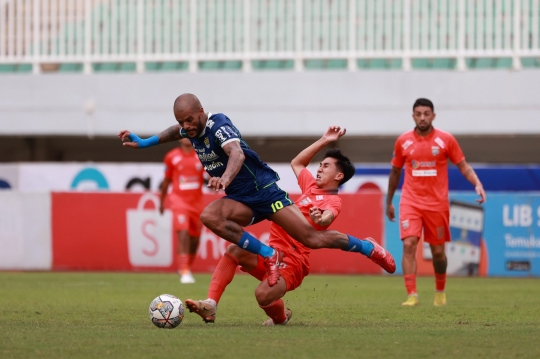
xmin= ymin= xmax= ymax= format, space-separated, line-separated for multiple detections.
xmin=385 ymin=192 xmax=540 ymax=277
xmin=52 ymin=192 xmax=384 ymax=274
xmin=0 ymin=192 xmax=52 ymax=270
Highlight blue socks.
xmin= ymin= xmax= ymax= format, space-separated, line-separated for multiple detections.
xmin=343 ymin=235 xmax=374 ymax=257
xmin=238 ymin=231 xmax=275 ymax=258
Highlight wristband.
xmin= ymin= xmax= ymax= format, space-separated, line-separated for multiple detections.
xmin=128 ymin=134 xmax=159 ymax=148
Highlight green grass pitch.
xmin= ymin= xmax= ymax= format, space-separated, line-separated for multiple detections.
xmin=1 ymin=272 xmax=539 ymax=359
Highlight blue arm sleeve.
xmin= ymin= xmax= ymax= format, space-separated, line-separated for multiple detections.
xmin=128 ymin=134 xmax=160 ymax=148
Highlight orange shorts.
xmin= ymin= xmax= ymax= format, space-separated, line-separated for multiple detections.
xmin=246 ymin=254 xmax=307 ymax=292
xmin=399 ymin=204 xmax=450 ymax=245
xmin=171 ymin=208 xmax=202 ymax=237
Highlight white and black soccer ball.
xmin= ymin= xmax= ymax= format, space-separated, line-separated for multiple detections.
xmin=148 ymin=294 xmax=184 ymax=329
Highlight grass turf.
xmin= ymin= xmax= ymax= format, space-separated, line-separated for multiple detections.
xmin=0 ymin=272 xmax=539 ymax=359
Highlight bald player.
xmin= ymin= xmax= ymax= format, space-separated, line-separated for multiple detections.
xmin=119 ymin=94 xmax=396 ymax=284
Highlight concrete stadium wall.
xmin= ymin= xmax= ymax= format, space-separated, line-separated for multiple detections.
xmin=1 ymin=70 xmax=539 ymax=137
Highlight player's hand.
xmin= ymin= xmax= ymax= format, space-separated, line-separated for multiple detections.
xmin=322 ymin=126 xmax=346 ymax=143
xmin=118 ymin=130 xmax=139 ymax=149
xmin=475 ymin=184 xmax=486 ymax=204
xmin=386 ymin=204 xmax=396 ymax=222
xmin=207 ymin=176 xmax=229 ymax=192
xmin=309 ymin=207 xmax=323 ymax=224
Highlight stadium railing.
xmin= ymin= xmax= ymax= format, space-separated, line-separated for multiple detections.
xmin=0 ymin=0 xmax=539 ymax=73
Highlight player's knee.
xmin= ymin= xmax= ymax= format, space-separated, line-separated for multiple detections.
xmin=403 ymin=239 xmax=418 ymax=256
xmin=254 ymin=286 xmax=274 ymax=306
xmin=199 ymin=208 xmax=219 ymax=229
xmin=431 ymin=248 xmax=446 ymax=261
xmin=299 ymin=232 xmax=323 ymax=249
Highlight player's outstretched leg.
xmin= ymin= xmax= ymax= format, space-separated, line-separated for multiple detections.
xmin=363 ymin=237 xmax=397 ymax=274
xmin=262 ymin=306 xmax=292 ymax=326
xmin=185 ymin=299 xmax=216 ymax=323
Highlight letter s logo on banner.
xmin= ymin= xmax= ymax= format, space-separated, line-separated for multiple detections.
xmin=126 ymin=193 xmax=173 ymax=266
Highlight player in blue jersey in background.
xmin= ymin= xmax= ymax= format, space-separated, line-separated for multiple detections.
xmin=118 ymin=93 xmax=396 ymax=285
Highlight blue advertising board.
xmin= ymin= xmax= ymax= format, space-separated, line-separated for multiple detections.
xmin=385 ymin=192 xmax=540 ymax=277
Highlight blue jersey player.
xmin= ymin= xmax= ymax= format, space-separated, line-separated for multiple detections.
xmin=119 ymin=93 xmax=396 ymax=285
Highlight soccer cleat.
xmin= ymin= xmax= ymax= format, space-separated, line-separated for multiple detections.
xmin=402 ymin=295 xmax=419 ymax=306
xmin=185 ymin=299 xmax=216 ymax=323
xmin=180 ymin=271 xmax=196 ymax=284
xmin=434 ymin=292 xmax=447 ymax=306
xmin=264 ymin=248 xmax=285 ymax=287
xmin=262 ymin=308 xmax=293 ymax=326
xmin=365 ymin=237 xmax=396 ymax=273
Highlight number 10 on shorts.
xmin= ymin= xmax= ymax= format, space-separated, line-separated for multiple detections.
xmin=271 ymin=200 xmax=284 ymax=213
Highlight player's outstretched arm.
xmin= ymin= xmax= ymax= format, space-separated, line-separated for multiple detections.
xmin=290 ymin=126 xmax=346 ymax=178
xmin=207 ymin=140 xmax=245 ymax=191
xmin=386 ymin=166 xmax=402 ymax=221
xmin=118 ymin=124 xmax=182 ymax=149
xmin=456 ymin=160 xmax=486 ymax=203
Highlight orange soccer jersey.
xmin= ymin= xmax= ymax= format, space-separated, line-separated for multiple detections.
xmin=268 ymin=168 xmax=342 ymax=277
xmin=391 ymin=128 xmax=465 ymax=212
xmin=163 ymin=147 xmax=205 ymax=213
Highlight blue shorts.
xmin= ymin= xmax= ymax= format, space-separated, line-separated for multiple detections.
xmin=224 ymin=183 xmax=294 ymax=225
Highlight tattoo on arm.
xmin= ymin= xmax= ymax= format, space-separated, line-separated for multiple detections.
xmin=158 ymin=125 xmax=182 ymax=144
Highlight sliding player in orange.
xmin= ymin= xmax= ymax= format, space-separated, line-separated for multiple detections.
xmin=386 ymin=98 xmax=486 ymax=307
xmin=159 ymin=138 xmax=205 ymax=284
xmin=186 ymin=126 xmax=379 ymax=325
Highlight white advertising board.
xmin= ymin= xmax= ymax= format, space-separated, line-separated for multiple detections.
xmin=0 ymin=192 xmax=52 ymax=270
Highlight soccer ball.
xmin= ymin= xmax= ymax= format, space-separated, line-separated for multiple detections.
xmin=148 ymin=294 xmax=184 ymax=329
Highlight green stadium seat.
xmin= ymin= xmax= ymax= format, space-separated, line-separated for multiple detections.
xmin=495 ymin=58 xmax=512 ymax=69
xmin=199 ymin=61 xmax=242 ymax=71
xmin=59 ymin=64 xmax=83 ymax=73
xmin=0 ymin=64 xmax=32 ymax=73
xmin=357 ymin=59 xmax=402 ymax=70
xmin=521 ymin=57 xmax=540 ymax=68
xmin=119 ymin=63 xmax=136 ymax=72
xmin=252 ymin=60 xmax=294 ymax=70
xmin=412 ymin=58 xmax=455 ymax=70
xmin=304 ymin=59 xmax=347 ymax=70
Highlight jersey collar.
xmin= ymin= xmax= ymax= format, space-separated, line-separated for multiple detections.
xmin=197 ymin=112 xmax=212 ymax=138
xmin=413 ymin=127 xmax=436 ymax=141
xmin=311 ymin=187 xmax=339 ymax=195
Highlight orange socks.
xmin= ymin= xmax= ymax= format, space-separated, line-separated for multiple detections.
xmin=404 ymin=274 xmax=417 ymax=296
xmin=260 ymin=299 xmax=287 ymax=324
xmin=177 ymin=254 xmax=190 ymax=273
xmin=207 ymin=252 xmax=239 ymax=304
xmin=435 ymin=272 xmax=446 ymax=292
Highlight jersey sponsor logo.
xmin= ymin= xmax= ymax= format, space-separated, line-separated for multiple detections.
xmin=197 ymin=150 xmax=219 ymax=162
xmin=207 ymin=119 xmax=215 ymax=129
xmin=204 ymin=161 xmax=224 ymax=171
xmin=434 ymin=137 xmax=445 ymax=149
xmin=215 ymin=129 xmax=226 ymax=142
xmin=204 ymin=137 xmax=210 ymax=148
xmin=412 ymin=169 xmax=437 ymax=176
xmin=401 ymin=219 xmax=409 ymax=229
xmin=412 ymin=160 xmax=436 ymax=169
xmin=432 ymin=146 xmax=440 ymax=156
xmin=316 ymin=195 xmax=324 ymax=201
xmin=402 ymin=140 xmax=413 ymax=150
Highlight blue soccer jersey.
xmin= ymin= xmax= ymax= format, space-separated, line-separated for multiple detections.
xmin=180 ymin=113 xmax=280 ymax=196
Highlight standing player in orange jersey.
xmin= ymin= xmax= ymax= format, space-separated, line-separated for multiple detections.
xmin=386 ymin=98 xmax=486 ymax=307
xmin=185 ymin=126 xmax=367 ymax=325
xmin=160 ymin=138 xmax=205 ymax=284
